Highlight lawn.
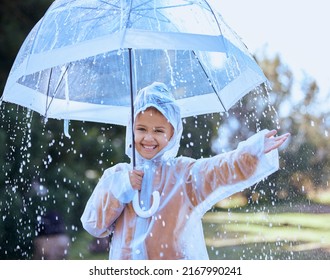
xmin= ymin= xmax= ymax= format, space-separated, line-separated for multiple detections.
xmin=203 ymin=210 xmax=330 ymax=260
xmin=69 ymin=201 xmax=330 ymax=260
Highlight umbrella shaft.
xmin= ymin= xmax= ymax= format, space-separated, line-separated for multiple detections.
xmin=129 ymin=48 xmax=136 ymax=167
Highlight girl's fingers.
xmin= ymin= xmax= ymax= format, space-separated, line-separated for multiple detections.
xmin=274 ymin=133 xmax=290 ymax=145
xmin=129 ymin=170 xmax=144 ymax=190
xmin=129 ymin=170 xmax=144 ymax=178
xmin=264 ymin=132 xmax=290 ymax=153
xmin=265 ymin=129 xmax=277 ymax=138
xmin=280 ymin=133 xmax=291 ymax=139
xmin=134 ymin=170 xmax=144 ymax=177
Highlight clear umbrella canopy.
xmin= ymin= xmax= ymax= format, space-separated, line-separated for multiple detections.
xmin=2 ymin=0 xmax=267 ymax=126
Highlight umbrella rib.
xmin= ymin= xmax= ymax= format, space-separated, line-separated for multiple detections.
xmin=134 ymin=2 xmax=192 ymax=11
xmin=127 ymin=1 xmax=194 ymax=26
xmin=45 ymin=68 xmax=53 ymax=117
xmin=192 ymin=50 xmax=227 ymax=112
xmin=45 ymin=64 xmax=70 ymax=115
xmin=201 ymin=0 xmax=228 ymax=55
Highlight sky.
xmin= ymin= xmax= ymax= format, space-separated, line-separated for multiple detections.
xmin=216 ymin=0 xmax=330 ymax=104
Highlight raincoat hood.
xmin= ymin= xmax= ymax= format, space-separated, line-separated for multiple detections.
xmin=126 ymin=82 xmax=183 ymax=164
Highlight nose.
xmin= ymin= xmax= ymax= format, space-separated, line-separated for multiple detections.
xmin=143 ymin=133 xmax=153 ymax=141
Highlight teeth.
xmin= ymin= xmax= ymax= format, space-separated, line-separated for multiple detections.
xmin=143 ymin=145 xmax=156 ymax=150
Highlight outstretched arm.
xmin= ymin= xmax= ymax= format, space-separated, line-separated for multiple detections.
xmin=186 ymin=129 xmax=289 ymax=208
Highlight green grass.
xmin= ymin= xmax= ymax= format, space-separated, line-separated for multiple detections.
xmin=68 ymin=231 xmax=108 ymax=260
xmin=69 ymin=209 xmax=330 ymax=260
xmin=203 ymin=211 xmax=330 ymax=260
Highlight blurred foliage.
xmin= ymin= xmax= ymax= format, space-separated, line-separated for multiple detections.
xmin=0 ymin=0 xmax=329 ymax=260
xmin=0 ymin=0 xmax=54 ymax=93
xmin=215 ymin=54 xmax=330 ymax=205
xmin=0 ymin=103 xmax=126 ymax=259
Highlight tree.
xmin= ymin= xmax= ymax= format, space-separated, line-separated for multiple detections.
xmin=0 ymin=103 xmax=127 ymax=259
xmin=212 ymin=53 xmax=330 ymax=205
xmin=0 ymin=0 xmax=54 ymax=93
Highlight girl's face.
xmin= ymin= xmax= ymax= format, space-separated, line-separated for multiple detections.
xmin=134 ymin=108 xmax=174 ymax=159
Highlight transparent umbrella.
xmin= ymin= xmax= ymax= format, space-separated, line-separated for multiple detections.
xmin=1 ymin=0 xmax=267 ymax=125
xmin=1 ymin=0 xmax=268 ymax=216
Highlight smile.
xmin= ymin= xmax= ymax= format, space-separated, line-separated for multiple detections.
xmin=142 ymin=145 xmax=157 ymax=150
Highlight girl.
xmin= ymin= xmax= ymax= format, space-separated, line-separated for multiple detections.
xmin=81 ymin=82 xmax=289 ymax=259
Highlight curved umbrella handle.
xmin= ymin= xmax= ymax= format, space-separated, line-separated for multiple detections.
xmin=132 ymin=190 xmax=160 ymax=218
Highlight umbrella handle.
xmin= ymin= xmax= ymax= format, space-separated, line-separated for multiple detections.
xmin=132 ymin=190 xmax=160 ymax=218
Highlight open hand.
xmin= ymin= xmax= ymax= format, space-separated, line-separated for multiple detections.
xmin=264 ymin=129 xmax=290 ymax=154
xmin=129 ymin=169 xmax=144 ymax=190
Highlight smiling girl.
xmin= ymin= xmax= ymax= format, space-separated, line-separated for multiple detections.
xmin=81 ymin=82 xmax=289 ymax=260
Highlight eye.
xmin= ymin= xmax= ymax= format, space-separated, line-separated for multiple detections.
xmin=154 ymin=129 xmax=165 ymax=133
xmin=136 ymin=127 xmax=146 ymax=132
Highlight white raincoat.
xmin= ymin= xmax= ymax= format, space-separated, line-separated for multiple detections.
xmin=81 ymin=82 xmax=279 ymax=260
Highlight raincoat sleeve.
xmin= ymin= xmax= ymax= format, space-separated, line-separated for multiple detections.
xmin=187 ymin=129 xmax=279 ymax=212
xmin=80 ymin=163 xmax=135 ymax=237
